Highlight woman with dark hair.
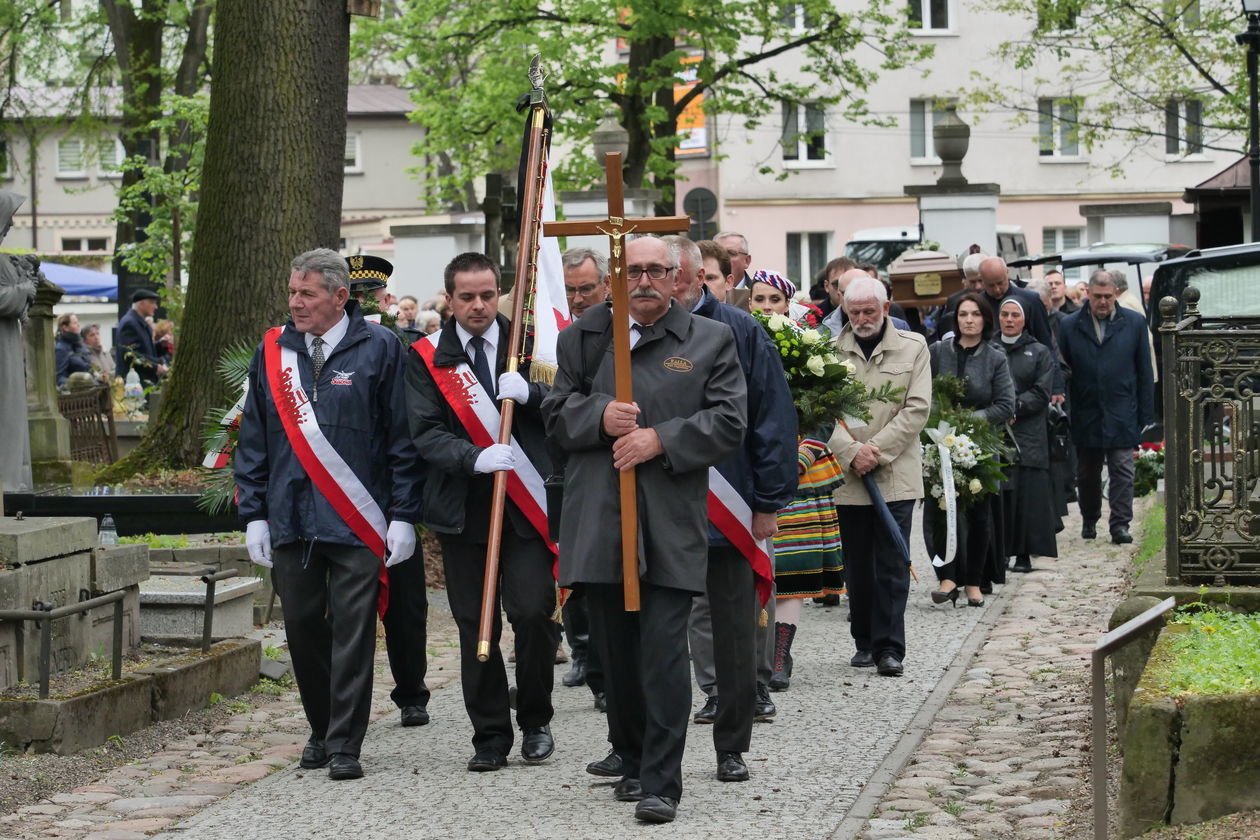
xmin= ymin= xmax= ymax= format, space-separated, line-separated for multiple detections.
xmin=994 ymin=297 xmax=1059 ymax=571
xmin=54 ymin=312 xmax=92 ymax=387
xmin=927 ymin=292 xmax=1015 ymax=607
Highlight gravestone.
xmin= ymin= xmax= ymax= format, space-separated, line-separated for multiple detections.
xmin=21 ymin=261 xmax=72 ymax=482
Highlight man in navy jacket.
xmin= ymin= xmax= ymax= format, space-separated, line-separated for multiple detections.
xmin=235 ymin=249 xmax=422 ymax=781
xmin=1058 ymin=269 xmax=1154 ymax=544
xmin=115 ymin=289 xmax=166 ymax=389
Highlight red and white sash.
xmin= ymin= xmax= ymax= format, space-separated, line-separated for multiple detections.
xmin=263 ymin=327 xmax=390 ymax=618
xmin=707 ymin=468 xmax=775 ymax=606
xmin=412 ymin=333 xmax=558 ymax=556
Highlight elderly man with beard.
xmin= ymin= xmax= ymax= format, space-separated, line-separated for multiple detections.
xmin=664 ymin=235 xmax=797 ymax=780
xmin=829 ymin=276 xmax=931 ymax=677
xmin=543 ymin=235 xmax=747 ymax=823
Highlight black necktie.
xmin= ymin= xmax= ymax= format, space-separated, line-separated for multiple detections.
xmin=310 ymin=336 xmax=325 ymax=403
xmin=632 ymin=323 xmax=654 ymax=344
xmin=469 ymin=336 xmax=495 ymax=398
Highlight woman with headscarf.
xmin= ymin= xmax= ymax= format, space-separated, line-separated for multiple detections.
xmin=927 ymin=292 xmax=1015 ymax=607
xmin=749 ymin=269 xmax=843 ymax=691
xmin=995 ymin=297 xmax=1059 ymax=571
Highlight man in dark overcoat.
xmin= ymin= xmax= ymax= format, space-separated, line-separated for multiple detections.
xmin=404 ymin=252 xmax=559 ymax=772
xmin=115 ymin=288 xmax=167 ymax=390
xmin=542 ymin=235 xmax=747 ymax=824
xmin=1057 ymin=269 xmax=1154 ymax=544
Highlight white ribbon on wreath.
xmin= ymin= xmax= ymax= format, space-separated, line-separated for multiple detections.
xmin=924 ymin=421 xmax=959 ymax=569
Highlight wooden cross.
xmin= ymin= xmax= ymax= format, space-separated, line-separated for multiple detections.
xmin=543 ymin=151 xmax=691 ymax=611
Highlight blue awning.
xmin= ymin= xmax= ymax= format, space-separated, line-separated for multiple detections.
xmin=40 ymin=261 xmax=118 ymax=300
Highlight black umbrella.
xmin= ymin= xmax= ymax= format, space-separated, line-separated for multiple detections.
xmin=862 ymin=472 xmax=912 ymax=570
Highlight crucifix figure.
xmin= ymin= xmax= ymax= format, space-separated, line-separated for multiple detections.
xmin=544 ymin=151 xmax=690 ymax=610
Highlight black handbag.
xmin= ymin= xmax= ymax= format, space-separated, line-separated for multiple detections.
xmin=1047 ymin=403 xmax=1071 ymax=462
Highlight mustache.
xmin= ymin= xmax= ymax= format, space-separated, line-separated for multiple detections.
xmin=631 ymin=288 xmax=663 ymax=300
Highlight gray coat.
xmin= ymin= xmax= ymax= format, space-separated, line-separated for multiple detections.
xmin=542 ymin=301 xmax=748 ymax=594
xmin=995 ymin=332 xmax=1054 ymax=469
xmin=928 ymin=338 xmax=1016 ymax=426
xmin=0 ymin=192 xmax=34 ymax=493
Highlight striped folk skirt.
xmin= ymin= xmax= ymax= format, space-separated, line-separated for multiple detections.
xmin=773 ymin=449 xmax=845 ymax=598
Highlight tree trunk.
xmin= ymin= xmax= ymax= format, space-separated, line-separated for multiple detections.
xmin=102 ymin=0 xmax=350 ymax=477
xmin=623 ymin=33 xmax=677 ymax=213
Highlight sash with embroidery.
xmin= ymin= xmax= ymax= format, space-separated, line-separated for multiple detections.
xmin=412 ymin=333 xmax=558 ymax=555
xmin=263 ymin=327 xmax=390 ymax=618
xmin=707 ymin=467 xmax=775 ymax=606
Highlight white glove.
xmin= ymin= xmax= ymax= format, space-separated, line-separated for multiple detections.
xmin=246 ymin=520 xmax=272 ymax=568
xmin=497 ymin=371 xmax=529 ymax=403
xmin=385 ymin=521 xmax=416 ymax=567
xmin=474 ymin=443 xmax=516 ymax=474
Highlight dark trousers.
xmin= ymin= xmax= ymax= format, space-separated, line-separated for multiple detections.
xmin=836 ymin=501 xmax=914 ymax=662
xmin=1076 ymin=446 xmax=1136 ymax=531
xmin=934 ymin=501 xmax=990 ymax=588
xmin=587 ymin=582 xmax=693 ymax=802
xmin=383 ymin=540 xmax=430 ymax=709
xmin=705 ymin=546 xmax=756 ymax=753
xmin=561 ymin=591 xmax=605 ymax=695
xmin=439 ymin=533 xmax=558 ymax=754
xmin=272 ymin=541 xmax=379 ymax=758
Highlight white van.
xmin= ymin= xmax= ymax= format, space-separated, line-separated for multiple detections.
xmin=843 ymin=225 xmax=1028 ymax=274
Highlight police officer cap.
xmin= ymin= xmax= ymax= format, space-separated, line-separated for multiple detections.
xmin=131 ymin=288 xmax=160 ymax=302
xmin=347 ymin=254 xmax=393 ymax=293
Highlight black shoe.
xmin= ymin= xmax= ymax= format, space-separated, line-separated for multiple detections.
xmin=467 ymin=749 xmax=507 ymax=772
xmin=635 ymin=794 xmax=679 ymax=823
xmin=693 ymin=694 xmax=718 ymax=724
xmin=1012 ymin=556 xmax=1033 ymax=573
xmin=1082 ymin=522 xmax=1097 ymax=540
xmin=931 ymin=586 xmax=961 ymax=606
xmin=850 ymin=650 xmax=875 ymax=668
xmin=400 ymin=705 xmax=430 ymax=727
xmin=300 ymin=738 xmax=329 ymax=769
xmin=716 ymin=750 xmax=749 ymax=782
xmin=593 ymin=691 xmax=607 ymax=713
xmin=813 ymin=593 xmax=841 ymax=606
xmin=587 ymin=749 xmax=625 ymax=777
xmin=614 ymin=777 xmax=645 ymax=802
xmin=769 ymin=622 xmax=796 ymax=692
xmin=1111 ymin=527 xmax=1133 ymax=544
xmin=967 ymin=597 xmax=986 ymax=607
xmin=562 ymin=656 xmax=588 ymax=687
xmin=876 ymin=654 xmax=904 ymax=677
xmin=521 ymin=725 xmax=555 ymax=763
xmin=754 ymin=682 xmax=776 ymax=721
xmin=327 ymin=753 xmax=363 ymax=780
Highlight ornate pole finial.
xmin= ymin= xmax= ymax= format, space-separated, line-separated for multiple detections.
xmin=529 ymin=55 xmax=545 ymax=93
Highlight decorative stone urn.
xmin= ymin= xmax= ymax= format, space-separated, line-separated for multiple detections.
xmin=933 ymin=104 xmax=971 ymax=187
xmin=591 ymin=111 xmax=629 ymax=167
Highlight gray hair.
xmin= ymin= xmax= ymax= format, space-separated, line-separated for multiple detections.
xmin=415 ymin=310 xmax=440 ymax=330
xmin=1088 ymin=268 xmax=1116 ymax=289
xmin=714 ymin=231 xmax=749 ymax=253
xmin=562 ymin=247 xmax=609 ymax=279
xmin=1110 ymin=268 xmax=1128 ymax=292
xmin=291 ymin=248 xmax=349 ymax=293
xmin=961 ymin=252 xmax=989 ymax=278
xmin=1026 ymin=278 xmax=1053 ymax=304
xmin=663 ymin=234 xmax=701 ymax=274
xmin=843 ymin=275 xmax=888 ymax=306
xmin=629 ymin=234 xmax=680 ymax=268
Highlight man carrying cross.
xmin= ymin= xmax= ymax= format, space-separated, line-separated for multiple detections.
xmin=543 ymin=234 xmax=747 ymax=824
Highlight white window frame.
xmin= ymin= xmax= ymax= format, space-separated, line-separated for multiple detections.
xmin=909 ymin=98 xmax=953 ymax=164
xmin=61 ymin=236 xmax=111 ymax=252
xmin=778 ymin=3 xmax=818 ymax=31
xmin=98 ymin=137 xmax=125 ymax=178
xmin=1164 ymin=98 xmax=1204 ymax=159
xmin=1042 ymin=227 xmax=1084 ymax=279
xmin=57 ymin=136 xmax=86 ymax=178
xmin=344 ymin=131 xmax=362 ymax=174
xmin=909 ymin=0 xmax=954 ymax=34
xmin=786 ymin=231 xmax=832 ymax=289
xmin=1037 ymin=97 xmax=1083 ymax=161
xmin=781 ymin=101 xmax=831 ymax=169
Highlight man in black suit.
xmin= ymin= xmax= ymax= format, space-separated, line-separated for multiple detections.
xmin=115 ymin=289 xmax=166 ymax=390
xmin=405 ymin=252 xmax=559 ymax=772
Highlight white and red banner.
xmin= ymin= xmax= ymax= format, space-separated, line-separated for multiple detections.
xmin=707 ymin=467 xmax=775 ymax=606
xmin=201 ymin=379 xmax=248 ymax=469
xmin=412 ymin=333 xmax=558 ymax=556
xmin=530 ymin=165 xmax=569 ymax=366
xmin=263 ymin=327 xmax=391 ymax=617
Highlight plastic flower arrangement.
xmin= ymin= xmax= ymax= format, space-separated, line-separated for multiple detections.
xmin=753 ymin=311 xmax=899 ymax=436
xmin=920 ymin=375 xmax=1008 ymax=511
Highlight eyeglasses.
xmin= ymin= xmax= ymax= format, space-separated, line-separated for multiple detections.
xmin=626 ymin=265 xmax=676 ymax=281
xmin=726 ymin=250 xmax=749 ymax=258
xmin=565 ymin=283 xmax=600 ymax=298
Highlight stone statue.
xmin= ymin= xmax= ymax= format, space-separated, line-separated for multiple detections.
xmin=0 ymin=191 xmax=35 ymax=493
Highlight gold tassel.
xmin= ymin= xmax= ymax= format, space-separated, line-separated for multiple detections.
xmin=758 ymin=608 xmax=768 ymax=628
xmin=529 ymin=360 xmax=557 ymax=385
xmin=550 ymin=583 xmax=570 ymax=623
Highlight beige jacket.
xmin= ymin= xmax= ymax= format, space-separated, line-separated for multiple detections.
xmin=829 ymin=319 xmax=932 ymax=505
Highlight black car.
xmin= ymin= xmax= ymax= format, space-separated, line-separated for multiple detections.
xmin=1147 ymin=241 xmax=1260 ymax=332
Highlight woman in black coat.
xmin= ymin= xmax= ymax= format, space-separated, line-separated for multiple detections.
xmin=995 ymin=298 xmax=1060 ymax=572
xmin=927 ymin=292 xmax=1015 ymax=608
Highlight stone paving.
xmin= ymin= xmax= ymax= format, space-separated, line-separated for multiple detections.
xmin=0 ymin=498 xmax=1144 ymax=840
xmin=858 ymin=500 xmax=1146 ymax=840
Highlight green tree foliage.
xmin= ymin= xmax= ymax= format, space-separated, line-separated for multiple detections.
xmin=353 ymin=0 xmax=931 ymax=209
xmin=961 ymin=0 xmax=1245 ymax=173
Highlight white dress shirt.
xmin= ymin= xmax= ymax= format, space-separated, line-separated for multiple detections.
xmin=454 ymin=319 xmax=501 ymax=397
xmin=304 ymin=310 xmax=349 ymax=355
